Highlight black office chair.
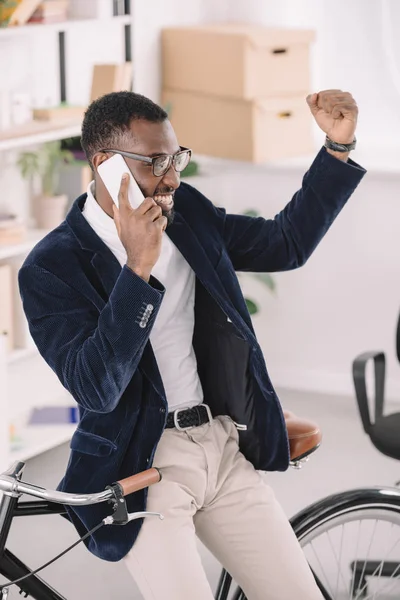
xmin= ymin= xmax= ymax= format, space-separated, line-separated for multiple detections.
xmin=352 ymin=319 xmax=400 ymax=461
xmin=351 ymin=320 xmax=400 ymax=597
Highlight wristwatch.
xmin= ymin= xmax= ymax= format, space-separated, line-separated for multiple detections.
xmin=324 ymin=136 xmax=357 ymax=153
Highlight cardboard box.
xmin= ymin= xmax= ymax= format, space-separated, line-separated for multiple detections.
xmin=162 ymin=24 xmax=315 ymax=100
xmin=163 ymin=89 xmax=314 ymax=163
xmin=0 ymin=265 xmax=14 ymax=353
xmin=90 ymin=63 xmax=133 ymax=103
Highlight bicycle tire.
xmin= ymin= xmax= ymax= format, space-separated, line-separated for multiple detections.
xmin=230 ymin=486 xmax=400 ymax=600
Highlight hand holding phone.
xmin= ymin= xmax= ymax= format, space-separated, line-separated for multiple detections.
xmin=97 ymin=155 xmax=167 ymax=281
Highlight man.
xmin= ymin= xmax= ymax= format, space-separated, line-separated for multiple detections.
xmin=19 ymin=90 xmax=365 ymax=599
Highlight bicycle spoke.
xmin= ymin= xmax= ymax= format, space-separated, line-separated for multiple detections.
xmin=326 ymin=528 xmax=350 ymax=594
xmin=354 ymin=519 xmax=378 ymax=600
xmin=309 ymin=540 xmax=335 ymax=599
xmin=349 ymin=520 xmax=362 ymax=600
xmin=359 ymin=523 xmax=400 ymax=600
xmin=334 ymin=524 xmax=344 ymax=599
xmin=363 ymin=567 xmax=400 ymax=600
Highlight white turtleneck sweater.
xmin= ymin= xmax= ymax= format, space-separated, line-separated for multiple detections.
xmin=82 ymin=182 xmax=204 ymax=412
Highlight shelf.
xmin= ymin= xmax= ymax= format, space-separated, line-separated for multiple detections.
xmin=10 ymin=423 xmax=75 ymax=461
xmin=0 ymin=228 xmax=48 ymax=261
xmin=0 ymin=14 xmax=131 ymax=39
xmin=0 ymin=119 xmax=82 ymax=152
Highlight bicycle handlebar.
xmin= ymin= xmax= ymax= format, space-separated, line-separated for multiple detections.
xmin=0 ymin=461 xmax=161 ymax=506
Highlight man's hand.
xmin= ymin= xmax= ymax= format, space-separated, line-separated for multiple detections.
xmin=306 ymin=90 xmax=358 ymax=161
xmin=306 ymin=89 xmax=358 ymax=144
xmin=113 ymin=173 xmax=167 ymax=282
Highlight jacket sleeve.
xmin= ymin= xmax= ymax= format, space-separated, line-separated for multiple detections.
xmin=18 ymin=264 xmax=165 ymax=414
xmin=220 ymin=148 xmax=366 ymax=272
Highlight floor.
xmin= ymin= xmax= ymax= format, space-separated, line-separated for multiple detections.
xmin=1 ymin=388 xmax=400 ymax=599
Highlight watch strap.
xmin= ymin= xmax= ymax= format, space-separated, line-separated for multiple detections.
xmin=324 ymin=136 xmax=357 ymax=153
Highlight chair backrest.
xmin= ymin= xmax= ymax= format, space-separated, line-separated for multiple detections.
xmin=396 ymin=312 xmax=400 ymax=363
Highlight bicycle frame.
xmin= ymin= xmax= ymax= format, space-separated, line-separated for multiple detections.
xmin=0 ymin=492 xmax=67 ymax=599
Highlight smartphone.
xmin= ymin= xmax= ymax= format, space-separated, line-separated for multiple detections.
xmin=97 ymin=153 xmax=144 ymax=209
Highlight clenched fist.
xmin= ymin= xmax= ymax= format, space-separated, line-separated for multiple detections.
xmin=306 ymin=90 xmax=358 ymax=145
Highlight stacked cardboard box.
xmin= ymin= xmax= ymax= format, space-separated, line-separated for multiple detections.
xmin=162 ymin=24 xmax=315 ymax=162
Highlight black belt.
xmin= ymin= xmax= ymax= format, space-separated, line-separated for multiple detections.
xmin=166 ymin=404 xmax=212 ymax=430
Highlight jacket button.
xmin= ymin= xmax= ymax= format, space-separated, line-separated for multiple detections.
xmin=159 ymin=407 xmax=166 ymax=414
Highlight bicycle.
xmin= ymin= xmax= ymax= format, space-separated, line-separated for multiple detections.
xmin=1 ymin=426 xmax=400 ymax=599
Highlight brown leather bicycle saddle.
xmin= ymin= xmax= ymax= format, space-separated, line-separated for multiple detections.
xmin=283 ymin=410 xmax=322 ymax=461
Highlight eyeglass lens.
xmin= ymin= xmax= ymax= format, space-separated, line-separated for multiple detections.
xmin=153 ymin=150 xmax=191 ymax=176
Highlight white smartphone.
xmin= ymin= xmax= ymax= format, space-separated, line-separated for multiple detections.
xmin=97 ymin=153 xmax=144 ymax=209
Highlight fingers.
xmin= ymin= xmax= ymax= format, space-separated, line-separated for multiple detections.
xmin=315 ymin=90 xmax=358 ymax=118
xmin=306 ymin=92 xmax=319 ymax=115
xmin=112 ymin=204 xmax=121 ymax=236
xmin=136 ymin=196 xmax=158 ymax=215
xmin=157 ymin=215 xmax=168 ymax=232
xmin=117 ymin=173 xmax=131 ymax=211
xmin=147 ymin=205 xmax=163 ymax=221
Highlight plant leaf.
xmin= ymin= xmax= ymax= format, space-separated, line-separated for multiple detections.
xmin=245 ymin=298 xmax=258 ymax=315
xmin=181 ymin=160 xmax=199 ymax=178
xmin=242 ymin=209 xmax=260 ymax=218
xmin=250 ymin=272 xmax=276 ymax=292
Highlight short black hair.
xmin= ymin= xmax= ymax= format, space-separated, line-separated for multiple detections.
xmin=81 ymin=91 xmax=168 ymax=167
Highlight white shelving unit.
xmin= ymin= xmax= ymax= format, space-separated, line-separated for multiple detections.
xmin=0 ymin=121 xmax=82 ymax=152
xmin=0 ymin=227 xmax=78 ymax=467
xmin=0 ymin=229 xmax=49 ymax=261
xmin=0 ymin=0 xmax=133 ymax=468
xmin=0 ymin=14 xmax=131 ymax=39
xmin=10 ymin=423 xmax=76 ymax=462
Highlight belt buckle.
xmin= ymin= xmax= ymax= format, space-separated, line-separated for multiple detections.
xmin=173 ymin=408 xmax=190 ymax=431
xmin=173 ymin=404 xmax=213 ymax=431
xmin=199 ymin=403 xmax=213 ymax=424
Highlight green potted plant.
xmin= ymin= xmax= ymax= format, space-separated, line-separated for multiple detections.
xmin=18 ymin=141 xmax=73 ymax=230
xmin=0 ymin=0 xmax=17 ymax=27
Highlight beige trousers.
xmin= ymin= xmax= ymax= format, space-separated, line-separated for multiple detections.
xmin=124 ymin=415 xmax=323 ymax=600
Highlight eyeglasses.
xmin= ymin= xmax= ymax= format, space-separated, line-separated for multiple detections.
xmin=100 ymin=146 xmax=192 ymax=177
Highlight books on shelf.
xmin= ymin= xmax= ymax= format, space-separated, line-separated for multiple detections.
xmin=33 ymin=104 xmax=85 ymax=121
xmin=29 ymin=405 xmax=78 ymax=424
xmin=0 ymin=215 xmax=26 ymax=245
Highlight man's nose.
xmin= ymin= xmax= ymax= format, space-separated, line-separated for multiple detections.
xmin=162 ymin=165 xmax=180 ymax=190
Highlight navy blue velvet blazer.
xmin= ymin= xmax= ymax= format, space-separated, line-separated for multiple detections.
xmin=18 ymin=148 xmax=365 ymax=561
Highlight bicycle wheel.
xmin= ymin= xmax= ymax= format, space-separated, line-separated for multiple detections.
xmin=230 ymin=486 xmax=400 ymax=600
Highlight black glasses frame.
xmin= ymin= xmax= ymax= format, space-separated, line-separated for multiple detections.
xmin=100 ymin=146 xmax=192 ymax=177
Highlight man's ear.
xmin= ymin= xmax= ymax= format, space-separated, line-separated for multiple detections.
xmin=92 ymin=152 xmax=109 ymax=172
